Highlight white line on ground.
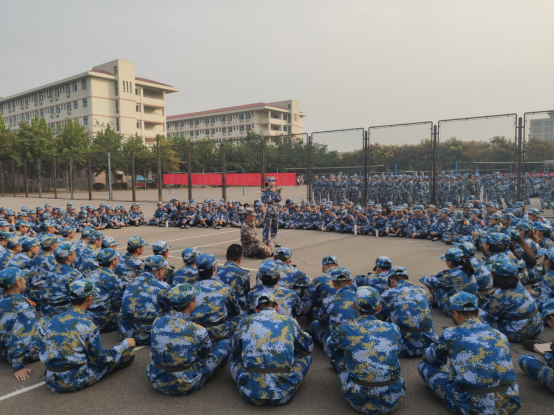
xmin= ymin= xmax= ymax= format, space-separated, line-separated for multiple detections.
xmin=0 ymin=346 xmax=148 ymax=402
xmin=115 ymin=229 xmax=240 ymax=250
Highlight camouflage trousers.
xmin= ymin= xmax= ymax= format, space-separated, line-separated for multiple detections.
xmin=243 ymin=240 xmax=275 ymax=258
xmin=418 ymin=360 xmax=521 ymax=415
xmin=519 ymin=354 xmax=554 ymax=393
xmin=146 ymin=339 xmax=231 ymax=396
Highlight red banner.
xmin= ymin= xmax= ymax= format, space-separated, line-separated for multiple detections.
xmin=163 ymin=173 xmax=297 ymax=186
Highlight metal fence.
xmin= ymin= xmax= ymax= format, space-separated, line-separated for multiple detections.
xmin=2 ymin=111 xmax=554 ymax=208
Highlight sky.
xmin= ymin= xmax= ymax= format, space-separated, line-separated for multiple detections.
xmin=1 ymin=0 xmax=553 ymax=150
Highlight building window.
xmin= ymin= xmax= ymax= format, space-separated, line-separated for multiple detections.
xmin=40 ymin=110 xmax=44 ymax=118
xmin=83 ymin=98 xmax=88 ymax=108
xmin=239 ymin=113 xmax=244 ymax=120
xmin=195 ymin=130 xmax=199 ymax=136
xmin=115 ymin=83 xmax=118 ymax=96
xmin=166 ymin=122 xmax=170 ymax=129
xmin=39 ymin=92 xmax=44 ymax=101
xmin=82 ymin=79 xmax=87 ymax=90
xmin=239 ymin=125 xmax=244 ymax=132
xmin=73 ymin=101 xmax=78 ymax=110
xmin=136 ymin=103 xmax=141 ymax=112
xmin=137 ymin=120 xmax=142 ymax=129
xmin=72 ymin=82 xmax=77 ymax=92
xmin=222 ymin=127 xmax=226 ymax=133
xmin=180 ymin=121 xmax=184 ymax=128
xmin=211 ymin=129 xmax=215 ymax=135
xmin=116 ymin=118 xmax=120 ymax=131
xmin=83 ymin=116 xmax=89 ymax=125
xmin=288 ymin=104 xmax=291 ymax=110
xmin=55 ymin=88 xmax=60 ymax=98
xmin=26 ymin=113 xmax=30 ymax=121
xmin=55 ymin=106 xmax=60 ymax=114
xmin=227 ymin=115 xmax=232 ymax=121
xmin=115 ymin=100 xmax=119 ymax=113
xmin=114 ymin=65 xmax=118 ymax=75
xmin=50 ymin=108 xmax=54 ymax=115
xmin=135 ymin=86 xmax=140 ymax=96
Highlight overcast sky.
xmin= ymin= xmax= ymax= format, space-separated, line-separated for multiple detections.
xmin=1 ymin=0 xmax=553 ymax=150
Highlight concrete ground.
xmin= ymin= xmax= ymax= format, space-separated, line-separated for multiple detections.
xmin=0 ymin=195 xmax=553 ymax=414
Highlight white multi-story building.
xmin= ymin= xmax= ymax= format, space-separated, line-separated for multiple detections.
xmin=166 ymin=99 xmax=306 ymax=142
xmin=528 ymin=112 xmax=554 ymax=141
xmin=0 ymin=59 xmax=178 ymax=145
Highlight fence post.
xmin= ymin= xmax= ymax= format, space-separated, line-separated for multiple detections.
xmin=87 ymin=154 xmax=92 ymax=200
xmin=221 ymin=141 xmax=227 ymax=201
xmin=308 ymin=134 xmax=312 ymax=202
xmin=107 ymin=152 xmax=113 ymax=201
xmin=12 ymin=160 xmax=15 ymax=197
xmin=69 ymin=156 xmax=73 ymax=200
xmin=131 ymin=151 xmax=136 ymax=203
xmin=260 ymin=138 xmax=265 ymax=190
xmin=431 ymin=125 xmax=437 ymax=205
xmin=38 ymin=159 xmax=42 ymax=198
xmin=363 ymin=130 xmax=368 ymax=206
xmin=187 ymin=144 xmax=192 ymax=201
xmin=53 ymin=157 xmax=57 ymax=199
xmin=157 ymin=144 xmax=163 ymax=202
xmin=24 ymin=159 xmax=28 ymax=198
xmin=0 ymin=161 xmax=3 ymax=197
xmin=516 ymin=117 xmax=523 ymax=201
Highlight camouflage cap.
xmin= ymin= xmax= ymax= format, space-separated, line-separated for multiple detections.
xmin=0 ymin=267 xmax=29 ymax=289
xmin=490 ymin=259 xmax=518 ymax=277
xmin=181 ymin=247 xmax=202 ymax=264
xmin=168 ymin=283 xmax=200 ymax=309
xmin=454 ymin=242 xmax=477 ymax=257
xmin=0 ymin=230 xmax=12 ymax=239
xmin=42 ymin=220 xmax=56 ymax=229
xmin=101 ymin=237 xmax=119 ymax=248
xmin=152 ymin=240 xmax=172 ymax=255
xmin=128 ymin=236 xmax=149 ymax=248
xmin=539 ymin=247 xmax=554 ymax=262
xmin=532 ymin=222 xmax=551 ymax=233
xmin=355 ymin=286 xmax=380 ymax=311
xmin=15 ymin=220 xmax=30 ymax=229
xmin=469 ymin=209 xmax=480 ymax=215
xmin=490 ymin=213 xmax=501 ymax=221
xmin=144 ymin=255 xmax=169 ymax=271
xmin=97 ymin=248 xmax=118 ymax=264
xmin=322 ymin=255 xmax=338 ymax=265
xmin=389 ymin=266 xmax=408 ymax=278
xmin=89 ymin=230 xmax=104 ymax=242
xmin=196 ymin=253 xmax=217 ymax=272
xmin=440 ymin=208 xmax=450 ymax=214
xmin=374 ymin=256 xmax=393 ymax=270
xmin=481 ymin=232 xmax=502 ymax=245
xmin=244 ymin=207 xmax=256 ymax=216
xmin=60 ymin=226 xmax=76 ymax=237
xmin=329 ymin=267 xmax=351 ymax=282
xmin=275 ymin=247 xmax=292 ymax=260
xmin=440 ymin=248 xmax=464 ymax=261
xmin=22 ymin=237 xmax=40 ymax=251
xmin=54 ymin=242 xmax=76 ymax=259
xmin=69 ymin=279 xmax=99 ymax=300
xmin=266 ymin=176 xmax=277 ymax=182
xmin=449 ymin=292 xmax=479 ymax=312
xmin=258 ymin=259 xmax=280 ymax=279
xmin=528 ymin=207 xmax=540 ymax=216
xmin=540 ymin=298 xmax=554 ymax=319
xmin=7 ymin=235 xmax=22 ymax=248
xmin=253 ymin=292 xmax=278 ymax=307
xmin=413 ymin=205 xmax=424 ymax=211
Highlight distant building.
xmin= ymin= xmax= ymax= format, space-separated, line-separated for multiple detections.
xmin=0 ymin=59 xmax=178 ymax=145
xmin=166 ymin=99 xmax=306 ymax=142
xmin=528 ymin=112 xmax=554 ymax=140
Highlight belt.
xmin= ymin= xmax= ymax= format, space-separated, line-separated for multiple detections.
xmin=460 ymin=383 xmax=511 ymax=394
xmin=41 ymin=299 xmax=71 ymax=307
xmin=506 ymin=309 xmax=538 ymax=321
xmin=120 ymin=317 xmax=155 ymax=325
xmin=398 ymin=327 xmax=432 ymax=333
xmin=245 ymin=367 xmax=291 ymax=374
xmin=196 ymin=320 xmax=225 ymax=327
xmin=46 ymin=364 xmax=84 ymax=373
xmin=154 ymin=362 xmax=194 ymax=373
xmin=352 ymin=376 xmax=398 ymax=388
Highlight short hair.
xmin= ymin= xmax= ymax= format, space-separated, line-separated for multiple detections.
xmin=274 ymin=254 xmax=288 ymax=262
xmin=261 ymin=275 xmax=279 ymax=286
xmin=358 ymin=308 xmax=378 ymax=316
xmin=455 ymin=307 xmax=479 ymax=319
xmin=256 ymin=301 xmax=278 ymax=310
xmin=492 ymin=272 xmax=519 ymax=290
xmin=226 ymin=244 xmax=242 ymax=262
xmin=389 ymin=274 xmax=408 ymax=282
xmin=71 ymin=297 xmax=88 ymax=306
xmin=334 ymin=280 xmax=351 ymax=287
xmin=127 ymin=247 xmax=139 ymax=254
xmin=199 ymin=266 xmax=215 ymax=280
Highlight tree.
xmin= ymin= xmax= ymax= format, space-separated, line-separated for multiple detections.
xmin=89 ymin=122 xmax=124 ymax=182
xmin=56 ymin=118 xmax=91 ymax=173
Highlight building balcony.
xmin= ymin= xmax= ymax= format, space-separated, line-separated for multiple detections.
xmin=142 ymin=113 xmax=165 ymax=124
xmin=141 ymin=95 xmax=165 ymax=108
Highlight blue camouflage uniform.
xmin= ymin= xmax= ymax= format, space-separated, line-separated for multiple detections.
xmin=479 ymin=259 xmax=543 ymax=342
xmin=326 ymin=287 xmax=406 ymax=415
xmin=146 ymin=284 xmax=231 ymax=396
xmin=190 ymin=253 xmax=242 ymax=342
xmin=518 ymin=298 xmax=554 ymax=393
xmin=301 ymin=255 xmax=338 ymax=318
xmin=40 ymin=279 xmax=135 ymax=393
xmin=172 ymin=247 xmax=202 ymax=286
xmin=418 ymin=292 xmax=521 ymax=415
xmin=114 ymin=236 xmax=148 ymax=290
xmin=25 ymin=234 xmax=60 ymax=304
xmin=118 ymin=255 xmax=172 ymax=345
xmin=378 ymin=267 xmax=437 ymax=357
xmin=354 ymin=256 xmax=392 ymax=294
xmin=261 ymin=177 xmax=282 ymax=245
xmin=214 ymin=260 xmax=250 ymax=313
xmin=229 ymin=292 xmax=313 ymax=406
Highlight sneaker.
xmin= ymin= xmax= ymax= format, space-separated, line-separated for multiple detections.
xmin=432 ymin=237 xmax=438 ymax=241
xmin=185 ymin=225 xmax=190 ymax=229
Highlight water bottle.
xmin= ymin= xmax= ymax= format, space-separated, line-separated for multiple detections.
xmin=354 ymin=225 xmax=357 ymax=235
xmin=165 ymin=221 xmax=168 ymax=228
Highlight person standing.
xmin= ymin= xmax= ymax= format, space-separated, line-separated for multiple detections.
xmin=261 ymin=176 xmax=282 ymax=249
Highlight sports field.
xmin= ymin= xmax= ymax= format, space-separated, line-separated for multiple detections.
xmin=0 ymin=195 xmax=552 ymax=414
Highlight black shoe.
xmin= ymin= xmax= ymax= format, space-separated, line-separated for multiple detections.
xmin=304 ymin=329 xmax=314 ymax=338
xmin=275 ymin=244 xmax=281 ymax=248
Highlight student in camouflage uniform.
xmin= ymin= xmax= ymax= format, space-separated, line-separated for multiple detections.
xmin=172 ymin=247 xmax=202 ymax=285
xmin=114 ymin=236 xmax=147 ymax=291
xmin=518 ymin=298 xmax=554 ymax=393
xmin=0 ymin=235 xmax=22 ymax=268
xmin=302 ymin=255 xmax=339 ymax=319
xmin=40 ymin=279 xmax=136 ymax=393
xmin=214 ymin=244 xmax=250 ymax=313
xmin=146 ymin=283 xmax=231 ymax=396
xmin=86 ymin=248 xmax=124 ymax=333
xmin=326 ymin=286 xmax=406 ymax=415
xmin=0 ymin=267 xmax=47 ymax=380
xmin=229 ymin=292 xmax=313 ymax=406
xmin=418 ymin=292 xmax=521 ymax=415
xmin=118 ymin=255 xmax=171 ymax=345
xmin=189 ymin=253 xmax=242 ymax=342
xmin=378 ymin=266 xmax=437 ymax=358
xmin=310 ymin=267 xmax=358 ymax=353
xmin=354 ymin=256 xmax=392 ymax=294
xmin=255 ymin=247 xmax=309 ymax=298
xmin=240 ymin=206 xmax=271 ymax=258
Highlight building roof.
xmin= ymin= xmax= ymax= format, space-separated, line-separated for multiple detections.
xmin=135 ymin=76 xmax=173 ymax=87
xmin=167 ymin=102 xmax=288 ymax=120
xmin=91 ymin=69 xmax=113 ymax=75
